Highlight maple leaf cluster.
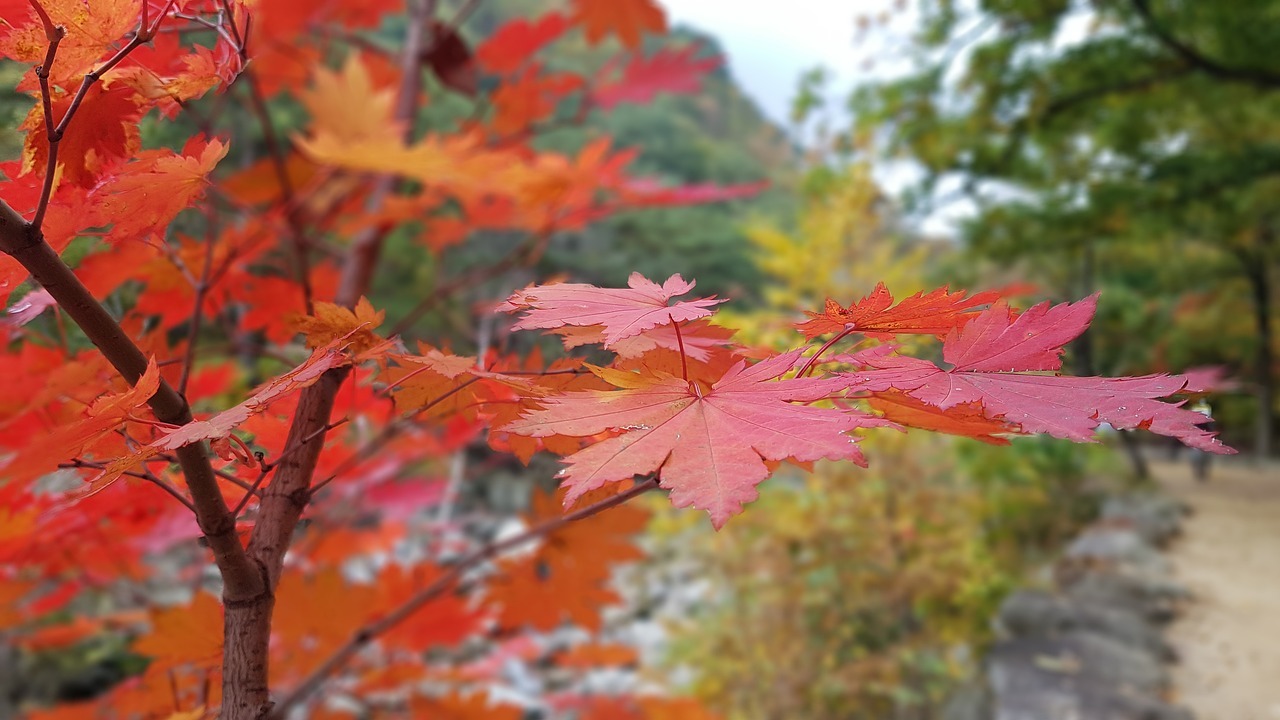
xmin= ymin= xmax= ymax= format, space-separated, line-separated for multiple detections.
xmin=0 ymin=0 xmax=1231 ymax=718
xmin=494 ymin=276 xmax=1230 ymax=529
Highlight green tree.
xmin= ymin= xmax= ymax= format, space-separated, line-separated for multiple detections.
xmin=855 ymin=0 xmax=1280 ymax=457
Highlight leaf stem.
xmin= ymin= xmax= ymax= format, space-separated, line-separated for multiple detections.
xmin=670 ymin=312 xmax=689 ymax=383
xmin=796 ymin=326 xmax=857 ymax=378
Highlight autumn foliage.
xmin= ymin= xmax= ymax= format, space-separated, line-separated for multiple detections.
xmin=0 ymin=0 xmax=1230 ymax=718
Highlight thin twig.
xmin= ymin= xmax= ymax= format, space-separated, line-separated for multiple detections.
xmin=231 ymin=465 xmax=269 ymax=518
xmin=388 ymin=232 xmax=548 ymax=337
xmin=180 ymin=206 xmax=219 ymax=395
xmin=242 ymin=69 xmax=314 ymax=313
xmin=29 ymin=0 xmax=63 ymax=231
xmin=61 ymin=458 xmax=197 ymax=514
xmin=307 ymin=380 xmax=477 ymax=497
xmin=29 ymin=0 xmax=177 ymax=229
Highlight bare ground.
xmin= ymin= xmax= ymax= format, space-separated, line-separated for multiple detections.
xmin=1156 ymin=456 xmax=1280 ymax=720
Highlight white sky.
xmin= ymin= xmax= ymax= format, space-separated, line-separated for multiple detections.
xmin=663 ymin=0 xmax=869 ymax=128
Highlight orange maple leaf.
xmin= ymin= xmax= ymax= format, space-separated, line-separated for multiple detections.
xmin=490 ymin=67 xmax=583 ymax=135
xmin=572 ymin=0 xmax=667 ymax=50
xmin=132 ymin=592 xmax=223 ymax=670
xmin=865 ymin=390 xmax=1016 ymax=445
xmin=372 ymin=564 xmax=485 ymax=653
xmin=0 ymin=0 xmax=139 ymax=83
xmin=489 ymin=485 xmax=648 ymax=631
xmin=286 ymin=296 xmax=387 ymax=355
xmin=272 ymin=567 xmax=376 ymax=683
xmin=797 ymin=282 xmax=1002 ymax=340
xmin=297 ymin=53 xmax=402 ymax=148
xmin=116 ymin=45 xmax=224 ymax=118
xmin=555 ymin=642 xmax=639 ymax=668
xmin=92 ymin=136 xmax=229 ymax=243
xmin=385 ymin=347 xmax=483 ymax=419
xmin=1 ymin=357 xmax=160 ymax=485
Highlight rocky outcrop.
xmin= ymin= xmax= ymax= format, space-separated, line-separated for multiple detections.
xmin=951 ymin=493 xmax=1195 ymax=720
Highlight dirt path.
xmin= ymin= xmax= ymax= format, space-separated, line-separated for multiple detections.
xmin=1156 ymin=457 xmax=1280 ymax=720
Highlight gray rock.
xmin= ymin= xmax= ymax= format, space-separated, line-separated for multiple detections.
xmin=1100 ymin=495 xmax=1189 ymax=546
xmin=988 ymin=632 xmax=1187 ymax=720
xmin=1066 ymin=526 xmax=1169 ymax=575
xmin=996 ymin=590 xmax=1174 ymax=660
xmin=1062 ymin=569 xmax=1187 ymax=624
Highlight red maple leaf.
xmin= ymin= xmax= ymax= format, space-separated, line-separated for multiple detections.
xmin=21 ymin=82 xmax=144 ymax=187
xmin=842 ymin=297 xmax=1234 ymax=453
xmin=797 ymin=282 xmax=1002 ymax=340
xmin=90 ymin=136 xmax=229 ymax=243
xmin=504 ymin=350 xmax=875 ymax=528
xmin=1 ymin=357 xmax=160 ymax=485
xmin=616 ymin=179 xmax=769 ymax=208
xmin=490 ymin=66 xmax=584 ymax=135
xmin=475 ymin=12 xmax=571 ymax=74
xmin=497 ymin=272 xmax=725 ymax=346
xmin=593 ymin=45 xmax=721 ymax=110
xmin=943 ymin=295 xmax=1094 ymax=372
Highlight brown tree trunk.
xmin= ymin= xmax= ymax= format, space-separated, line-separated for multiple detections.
xmin=1244 ymin=246 xmax=1275 ymax=459
xmin=218 ymin=4 xmax=435 ymax=714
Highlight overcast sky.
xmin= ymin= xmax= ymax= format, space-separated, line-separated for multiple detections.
xmin=662 ymin=1 xmax=912 ymax=128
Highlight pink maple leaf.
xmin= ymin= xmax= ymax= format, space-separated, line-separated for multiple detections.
xmin=503 ymin=350 xmax=878 ymax=528
xmin=840 ymin=297 xmax=1234 ymax=453
xmin=497 ymin=272 xmax=725 ymax=346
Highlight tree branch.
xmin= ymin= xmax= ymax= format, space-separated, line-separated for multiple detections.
xmin=0 ymin=202 xmax=264 ymax=603
xmin=268 ymin=476 xmax=660 ymax=717
xmin=1130 ymin=0 xmax=1280 ymax=89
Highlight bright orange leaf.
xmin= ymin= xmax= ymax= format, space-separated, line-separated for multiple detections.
xmin=797 ymin=282 xmax=1002 ymax=340
xmin=573 ymin=0 xmax=667 ymax=50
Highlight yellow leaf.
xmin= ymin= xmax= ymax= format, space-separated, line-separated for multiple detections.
xmin=287 ymin=297 xmax=386 ymax=354
xmin=298 ymin=53 xmax=401 ymax=147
